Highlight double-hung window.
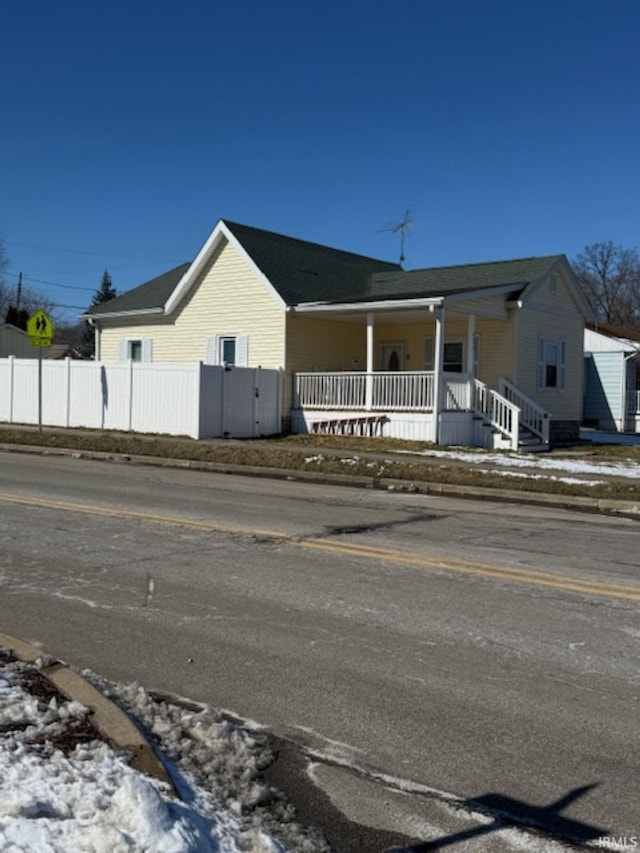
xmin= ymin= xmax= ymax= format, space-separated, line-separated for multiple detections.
xmin=537 ymin=336 xmax=565 ymax=391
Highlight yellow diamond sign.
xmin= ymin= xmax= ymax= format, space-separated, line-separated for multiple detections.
xmin=27 ymin=309 xmax=54 ymax=347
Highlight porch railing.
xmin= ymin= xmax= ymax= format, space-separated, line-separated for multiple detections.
xmin=627 ymin=389 xmax=640 ymax=414
xmin=472 ymin=379 xmax=520 ymax=450
xmin=294 ymin=371 xmax=434 ymax=411
xmin=499 ymin=376 xmax=550 ymax=444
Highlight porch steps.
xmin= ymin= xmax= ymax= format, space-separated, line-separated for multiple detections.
xmin=517 ymin=427 xmax=550 ymax=453
xmin=475 ymin=417 xmax=549 ymax=453
xmin=311 ymin=415 xmax=386 ymax=437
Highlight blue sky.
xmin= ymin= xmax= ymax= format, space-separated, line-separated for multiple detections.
xmin=1 ymin=0 xmax=639 ymax=323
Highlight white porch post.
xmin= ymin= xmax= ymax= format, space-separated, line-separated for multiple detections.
xmin=365 ymin=312 xmax=374 ymax=410
xmin=466 ymin=313 xmax=476 ymax=409
xmin=433 ymin=307 xmax=445 ymax=443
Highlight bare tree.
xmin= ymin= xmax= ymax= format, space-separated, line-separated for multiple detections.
xmin=572 ymin=241 xmax=640 ymax=328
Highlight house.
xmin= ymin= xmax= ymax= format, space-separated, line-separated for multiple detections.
xmin=584 ymin=322 xmax=640 ymax=432
xmin=85 ymin=219 xmax=593 ymax=449
xmin=0 ymin=323 xmax=38 ymax=358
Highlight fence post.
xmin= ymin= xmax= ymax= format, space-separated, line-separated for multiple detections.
xmin=8 ymin=356 xmax=15 ymax=424
xmin=127 ymin=360 xmax=134 ymax=431
xmin=194 ymin=363 xmax=202 ymax=439
xmin=65 ymin=357 xmax=72 ymax=428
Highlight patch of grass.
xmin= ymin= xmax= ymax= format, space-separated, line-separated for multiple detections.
xmin=1 ymin=424 xmax=640 ymax=503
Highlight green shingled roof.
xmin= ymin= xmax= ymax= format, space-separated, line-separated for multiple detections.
xmin=351 ymin=255 xmax=565 ymax=304
xmin=223 ymin=220 xmax=401 ymax=305
xmin=85 ymin=220 xmax=564 ymax=316
xmin=87 ymin=263 xmax=191 ymax=316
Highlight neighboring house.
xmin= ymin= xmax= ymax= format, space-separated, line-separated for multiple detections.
xmin=46 ymin=342 xmax=81 ymax=360
xmin=584 ymin=322 xmax=640 ymax=432
xmin=0 ymin=323 xmax=38 ymax=358
xmin=85 ymin=219 xmax=593 ymax=449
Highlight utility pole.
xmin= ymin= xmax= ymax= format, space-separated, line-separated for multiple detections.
xmin=16 ymin=272 xmax=23 ymax=310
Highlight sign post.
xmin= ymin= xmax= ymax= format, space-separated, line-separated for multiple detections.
xmin=26 ymin=310 xmax=54 ymax=432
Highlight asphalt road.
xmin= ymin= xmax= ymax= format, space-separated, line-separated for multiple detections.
xmin=1 ymin=450 xmax=638 ymax=850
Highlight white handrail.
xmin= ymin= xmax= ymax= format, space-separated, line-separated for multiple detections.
xmin=472 ymin=379 xmax=520 ymax=450
xmin=499 ymin=377 xmax=550 ymax=444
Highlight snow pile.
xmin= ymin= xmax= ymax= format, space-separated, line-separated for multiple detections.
xmin=0 ymin=658 xmax=328 ymax=852
xmin=90 ymin=676 xmax=329 ymax=853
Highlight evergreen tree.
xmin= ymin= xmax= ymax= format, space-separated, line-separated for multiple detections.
xmin=81 ymin=270 xmax=117 ymax=358
xmin=92 ymin=269 xmax=117 ymax=307
xmin=5 ymin=305 xmax=30 ymax=330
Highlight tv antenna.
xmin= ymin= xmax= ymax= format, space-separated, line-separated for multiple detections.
xmin=379 ymin=209 xmax=418 ymax=265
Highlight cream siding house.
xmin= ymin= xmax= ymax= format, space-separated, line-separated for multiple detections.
xmin=87 ymin=219 xmax=593 ymax=449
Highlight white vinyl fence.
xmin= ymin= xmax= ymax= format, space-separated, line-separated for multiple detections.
xmin=0 ymin=358 xmax=282 ymax=439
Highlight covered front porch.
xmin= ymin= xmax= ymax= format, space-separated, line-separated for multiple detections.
xmin=292 ymin=370 xmax=549 ymax=449
xmin=289 ymin=300 xmax=550 ymax=450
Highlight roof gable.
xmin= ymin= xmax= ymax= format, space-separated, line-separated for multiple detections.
xmin=86 ymin=263 xmax=191 ymax=317
xmin=222 ymin=220 xmax=401 ymax=305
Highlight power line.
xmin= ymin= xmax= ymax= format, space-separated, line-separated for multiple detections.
xmin=4 ymin=270 xmax=94 ymax=292
xmin=6 ymin=241 xmax=184 ymax=264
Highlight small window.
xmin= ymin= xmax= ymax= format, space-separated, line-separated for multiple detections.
xmin=129 ymin=340 xmax=143 ymax=362
xmin=119 ymin=339 xmax=151 ymax=362
xmin=221 ymin=337 xmax=236 ymax=365
xmin=205 ymin=335 xmax=249 ymax=367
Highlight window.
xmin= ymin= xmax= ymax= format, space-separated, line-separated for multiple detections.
xmin=119 ymin=339 xmax=152 ymax=362
xmin=205 ymin=335 xmax=249 ymax=367
xmin=424 ymin=338 xmax=465 ymax=372
xmin=443 ymin=341 xmax=464 ymax=373
xmin=537 ymin=336 xmax=565 ymax=390
xmin=129 ymin=340 xmax=142 ymax=362
xmin=221 ymin=337 xmax=236 ymax=365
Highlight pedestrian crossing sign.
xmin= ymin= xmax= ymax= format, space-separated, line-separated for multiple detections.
xmin=27 ymin=310 xmax=54 ymax=347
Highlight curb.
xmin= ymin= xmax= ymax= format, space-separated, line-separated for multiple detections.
xmin=0 ymin=633 xmax=176 ymax=794
xmin=1 ymin=440 xmax=640 ymax=520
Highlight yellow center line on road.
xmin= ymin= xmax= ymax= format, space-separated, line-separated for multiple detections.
xmin=0 ymin=491 xmax=281 ymax=541
xmin=2 ymin=490 xmax=639 ymax=603
xmin=299 ymin=539 xmax=640 ymax=602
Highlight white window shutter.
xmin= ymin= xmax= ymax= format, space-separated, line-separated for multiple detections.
xmin=119 ymin=340 xmax=128 ymax=361
xmin=559 ymin=340 xmax=566 ymax=390
xmin=537 ymin=336 xmax=545 ymax=390
xmin=141 ymin=339 xmax=153 ymax=363
xmin=237 ymin=335 xmax=249 ymax=367
xmin=206 ymin=336 xmax=219 ymax=364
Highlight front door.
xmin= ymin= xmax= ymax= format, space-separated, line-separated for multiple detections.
xmin=380 ymin=343 xmax=404 ymax=371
